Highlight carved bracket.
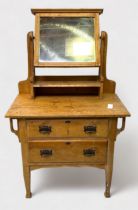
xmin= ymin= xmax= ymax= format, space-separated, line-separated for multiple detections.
xmin=10 ymin=119 xmax=18 ymax=136
xmin=117 ymin=117 xmax=126 ymax=136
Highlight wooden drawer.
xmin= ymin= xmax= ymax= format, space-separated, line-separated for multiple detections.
xmin=29 ymin=140 xmax=107 ymax=164
xmin=67 ymin=119 xmax=108 ymax=137
xmin=27 ymin=120 xmax=68 ymax=138
xmin=27 ymin=119 xmax=109 ymax=139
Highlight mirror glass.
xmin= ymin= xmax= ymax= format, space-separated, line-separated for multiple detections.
xmin=39 ymin=17 xmax=95 ymax=62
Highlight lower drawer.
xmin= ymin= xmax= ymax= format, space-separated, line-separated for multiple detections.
xmin=29 ymin=140 xmax=107 ymax=164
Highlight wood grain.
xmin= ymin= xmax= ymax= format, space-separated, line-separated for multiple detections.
xmin=33 ymin=80 xmax=101 ymax=88
xmin=5 ymin=94 xmax=130 ymax=118
xmin=26 ymin=118 xmax=109 ymax=139
xmin=29 ymin=140 xmax=107 ymax=164
xmin=31 ymin=9 xmax=103 ymax=15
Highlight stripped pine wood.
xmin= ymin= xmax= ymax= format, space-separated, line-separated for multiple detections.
xmin=5 ymin=8 xmax=130 ymax=198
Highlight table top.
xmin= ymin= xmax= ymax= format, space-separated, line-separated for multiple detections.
xmin=5 ymin=94 xmax=130 ymax=119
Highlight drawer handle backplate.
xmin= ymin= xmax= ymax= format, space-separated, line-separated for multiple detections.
xmin=39 ymin=125 xmax=52 ymax=134
xmin=83 ymin=148 xmax=96 ymax=157
xmin=40 ymin=149 xmax=52 ymax=157
xmin=84 ymin=125 xmax=96 ymax=134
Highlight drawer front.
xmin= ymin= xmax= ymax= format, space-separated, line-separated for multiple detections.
xmin=68 ymin=119 xmax=108 ymax=137
xmin=27 ymin=120 xmax=68 ymax=138
xmin=29 ymin=140 xmax=107 ymax=164
xmin=27 ymin=119 xmax=109 ymax=139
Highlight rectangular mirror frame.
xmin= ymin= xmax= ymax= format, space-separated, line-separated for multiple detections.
xmin=34 ymin=12 xmax=100 ymax=67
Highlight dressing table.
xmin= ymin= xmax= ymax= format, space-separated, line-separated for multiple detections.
xmin=5 ymin=9 xmax=130 ymax=198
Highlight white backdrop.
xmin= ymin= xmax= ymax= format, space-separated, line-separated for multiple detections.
xmin=0 ymin=0 xmax=137 ymax=210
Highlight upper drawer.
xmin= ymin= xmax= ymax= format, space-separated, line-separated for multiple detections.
xmin=68 ymin=119 xmax=108 ymax=138
xmin=27 ymin=119 xmax=109 ymax=139
xmin=27 ymin=119 xmax=67 ymax=138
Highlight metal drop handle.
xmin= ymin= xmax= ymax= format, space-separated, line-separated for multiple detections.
xmin=83 ymin=148 xmax=96 ymax=157
xmin=39 ymin=125 xmax=52 ymax=134
xmin=84 ymin=125 xmax=96 ymax=133
xmin=40 ymin=149 xmax=52 ymax=157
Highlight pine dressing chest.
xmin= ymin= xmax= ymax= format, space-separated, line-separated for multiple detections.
xmin=5 ymin=9 xmax=130 ymax=198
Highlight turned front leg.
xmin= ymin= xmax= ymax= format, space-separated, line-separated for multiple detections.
xmin=104 ymin=119 xmax=117 ymax=198
xmin=20 ymin=125 xmax=32 ymax=198
xmin=104 ymin=139 xmax=115 ymax=197
xmin=104 ymin=165 xmax=113 ymax=197
xmin=23 ymin=166 xmax=32 ymax=198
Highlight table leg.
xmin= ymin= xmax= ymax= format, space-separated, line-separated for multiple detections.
xmin=104 ymin=119 xmax=116 ymax=197
xmin=23 ymin=166 xmax=32 ymax=198
xmin=104 ymin=166 xmax=113 ymax=197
